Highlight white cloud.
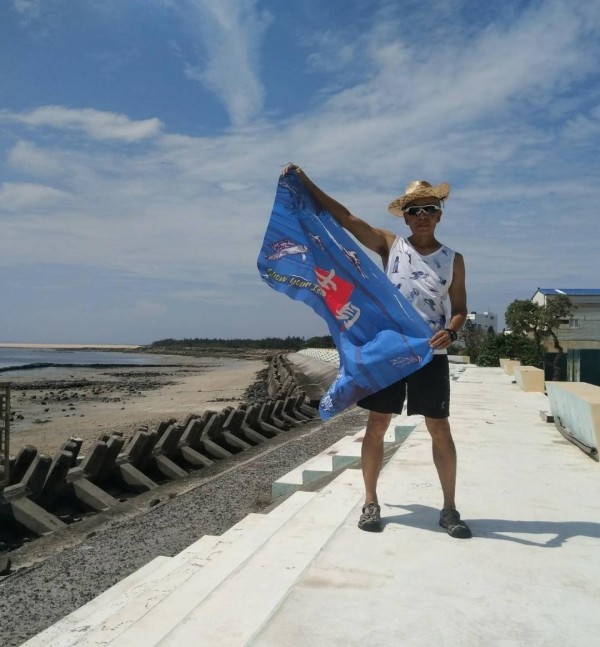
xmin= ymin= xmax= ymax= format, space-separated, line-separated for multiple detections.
xmin=7 ymin=140 xmax=65 ymax=177
xmin=0 ymin=182 xmax=70 ymax=211
xmin=562 ymin=105 xmax=600 ymax=141
xmin=172 ymin=0 xmax=272 ymax=126
xmin=3 ymin=106 xmax=163 ymax=141
xmin=11 ymin=0 xmax=42 ymax=19
xmin=2 ymin=0 xmax=600 ymax=340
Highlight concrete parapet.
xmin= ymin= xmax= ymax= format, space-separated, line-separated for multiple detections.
xmin=448 ymin=355 xmax=470 ymax=364
xmin=546 ymin=382 xmax=600 ymax=459
xmin=514 ymin=366 xmax=545 ymax=393
xmin=500 ymin=358 xmax=521 ymax=376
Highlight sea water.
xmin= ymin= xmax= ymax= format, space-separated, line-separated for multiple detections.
xmin=0 ymin=347 xmax=160 ymax=371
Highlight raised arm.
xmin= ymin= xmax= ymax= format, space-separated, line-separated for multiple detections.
xmin=281 ymin=164 xmax=395 ymax=261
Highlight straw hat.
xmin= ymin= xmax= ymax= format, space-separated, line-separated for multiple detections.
xmin=388 ymin=180 xmax=451 ymax=217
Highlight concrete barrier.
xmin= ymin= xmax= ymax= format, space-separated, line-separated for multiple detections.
xmin=546 ymin=382 xmax=600 ymax=460
xmin=1 ymin=352 xmax=318 ymax=545
xmin=514 ymin=366 xmax=545 ymax=393
xmin=448 ymin=355 xmax=470 ymax=364
xmin=500 ymin=358 xmax=521 ymax=376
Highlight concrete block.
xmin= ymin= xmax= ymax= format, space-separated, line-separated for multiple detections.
xmin=96 ymin=435 xmax=126 ymax=483
xmin=500 ymin=358 xmax=521 ymax=376
xmin=71 ymin=477 xmax=120 ymax=512
xmin=241 ymin=424 xmax=269 ymax=445
xmin=154 ymin=423 xmax=185 ymax=457
xmin=154 ymin=454 xmax=188 ymax=480
xmin=59 ymin=438 xmax=82 ymax=467
xmin=257 ymin=403 xmax=283 ymax=436
xmin=9 ymin=497 xmax=66 ymax=536
xmin=200 ymin=437 xmax=233 ymax=460
xmin=514 ymin=365 xmax=545 ymax=392
xmin=222 ymin=431 xmax=252 ymax=451
xmin=179 ymin=419 xmax=205 ymax=448
xmin=117 ymin=461 xmax=158 ymax=491
xmin=546 ymin=382 xmax=600 ymax=457
xmin=271 ymin=400 xmax=291 ymax=428
xmin=22 ymin=454 xmax=52 ymax=500
xmin=155 ymin=418 xmax=177 ymax=438
xmin=284 ymin=397 xmax=310 ymax=422
xmin=129 ymin=431 xmax=158 ymax=470
xmin=222 ymin=407 xmax=248 ymax=439
xmin=448 ymin=355 xmax=470 ymax=364
xmin=10 ymin=445 xmax=38 ymax=485
xmin=38 ymin=451 xmax=72 ymax=509
xmin=179 ymin=446 xmax=214 ymax=468
xmin=79 ymin=441 xmax=109 ymax=480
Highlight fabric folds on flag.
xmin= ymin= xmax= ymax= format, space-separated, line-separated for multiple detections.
xmin=257 ymin=171 xmax=434 ymax=419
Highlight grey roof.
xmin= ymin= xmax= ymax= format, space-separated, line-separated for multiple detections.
xmin=536 ymin=288 xmax=600 ymax=296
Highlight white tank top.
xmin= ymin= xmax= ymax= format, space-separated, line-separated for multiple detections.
xmin=386 ymin=237 xmax=455 ymax=354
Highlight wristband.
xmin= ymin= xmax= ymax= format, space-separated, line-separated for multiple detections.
xmin=444 ymin=328 xmax=457 ymax=342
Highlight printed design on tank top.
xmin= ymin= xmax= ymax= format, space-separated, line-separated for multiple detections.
xmin=386 ymin=237 xmax=455 ymax=336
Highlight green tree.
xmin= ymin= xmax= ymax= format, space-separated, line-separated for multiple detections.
xmin=460 ymin=320 xmax=489 ymax=363
xmin=505 ymin=300 xmax=544 ymax=346
xmin=477 ymin=333 xmax=544 ymax=368
xmin=503 ymin=296 xmax=574 ymax=379
xmin=540 ymin=294 xmax=574 ymax=380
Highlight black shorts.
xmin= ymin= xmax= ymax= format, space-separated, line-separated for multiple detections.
xmin=357 ymin=355 xmax=450 ymax=419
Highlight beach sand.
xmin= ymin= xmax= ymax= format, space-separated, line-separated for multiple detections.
xmin=5 ymin=354 xmax=267 ymax=456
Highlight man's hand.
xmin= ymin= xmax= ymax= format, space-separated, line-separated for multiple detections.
xmin=281 ymin=162 xmax=302 ymax=176
xmin=429 ymin=329 xmax=454 ymax=350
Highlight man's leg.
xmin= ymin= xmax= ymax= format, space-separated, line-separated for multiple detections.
xmin=358 ymin=410 xmax=392 ymax=532
xmin=425 ymin=416 xmax=471 ymax=538
xmin=424 ymin=416 xmax=456 ymax=510
xmin=362 ymin=411 xmax=393 ymax=504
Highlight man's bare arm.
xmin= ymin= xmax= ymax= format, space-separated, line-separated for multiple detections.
xmin=429 ymin=252 xmax=467 ymax=350
xmin=281 ymin=164 xmax=395 ymax=259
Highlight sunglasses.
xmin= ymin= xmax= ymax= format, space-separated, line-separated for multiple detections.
xmin=403 ymin=204 xmax=441 ymax=216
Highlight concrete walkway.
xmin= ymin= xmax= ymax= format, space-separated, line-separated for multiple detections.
xmin=19 ymin=367 xmax=600 ymax=646
xmin=254 ymin=367 xmax=600 ymax=646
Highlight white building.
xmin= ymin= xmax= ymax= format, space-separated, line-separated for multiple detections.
xmin=465 ymin=311 xmax=497 ymax=333
xmin=531 ymin=288 xmax=600 ymax=350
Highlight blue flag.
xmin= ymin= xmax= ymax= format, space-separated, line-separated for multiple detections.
xmin=257 ymin=171 xmax=434 ymax=419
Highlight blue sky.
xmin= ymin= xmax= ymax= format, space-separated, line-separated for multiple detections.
xmin=1 ymin=0 xmax=599 ymax=344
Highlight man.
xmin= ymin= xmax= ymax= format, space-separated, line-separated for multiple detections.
xmin=282 ymin=164 xmax=471 ymax=539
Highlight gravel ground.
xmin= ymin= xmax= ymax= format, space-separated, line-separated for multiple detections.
xmin=0 ymin=405 xmax=368 ymax=646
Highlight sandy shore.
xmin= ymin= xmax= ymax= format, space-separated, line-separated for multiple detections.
xmin=6 ymin=354 xmax=267 ymax=456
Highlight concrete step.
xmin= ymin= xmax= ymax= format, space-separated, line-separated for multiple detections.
xmin=272 ymin=414 xmax=420 ymax=497
xmin=221 ymin=512 xmax=266 ymax=540
xmin=114 ymin=470 xmax=365 ymax=646
xmin=65 ymin=491 xmax=316 ymax=645
xmin=20 ymin=556 xmax=172 ymax=647
xmin=24 ymin=531 xmax=245 ymax=647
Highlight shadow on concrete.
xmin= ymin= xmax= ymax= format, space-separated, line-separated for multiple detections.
xmin=383 ymin=503 xmax=600 ymax=547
